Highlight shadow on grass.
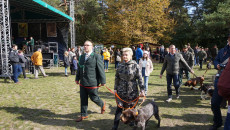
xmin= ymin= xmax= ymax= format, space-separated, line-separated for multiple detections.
xmin=0 ymin=106 xmax=113 ymax=129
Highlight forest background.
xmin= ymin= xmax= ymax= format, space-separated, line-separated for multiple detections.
xmin=44 ymin=0 xmax=230 ymax=48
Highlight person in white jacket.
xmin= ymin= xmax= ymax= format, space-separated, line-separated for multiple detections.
xmin=139 ymin=51 xmax=153 ymax=95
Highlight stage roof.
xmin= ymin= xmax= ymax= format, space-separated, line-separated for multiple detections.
xmin=10 ymin=0 xmax=74 ymax=22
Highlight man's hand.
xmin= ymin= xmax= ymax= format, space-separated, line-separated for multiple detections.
xmin=217 ymin=64 xmax=221 ymax=70
xmin=159 ymin=75 xmax=162 ymax=79
xmin=75 ymin=81 xmax=79 ymax=84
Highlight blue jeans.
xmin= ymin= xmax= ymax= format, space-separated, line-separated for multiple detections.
xmin=211 ymin=77 xmax=223 ymax=127
xmin=65 ymin=67 xmax=68 ymax=75
xmin=166 ymin=74 xmax=180 ymax=98
xmin=11 ymin=64 xmax=22 ymax=83
xmin=224 ymin=109 xmax=230 ymax=130
xmin=142 ymin=68 xmax=149 ymax=94
xmin=104 ymin=60 xmax=109 ymax=69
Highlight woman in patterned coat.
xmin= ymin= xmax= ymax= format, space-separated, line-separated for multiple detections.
xmin=112 ymin=48 xmax=145 ymax=130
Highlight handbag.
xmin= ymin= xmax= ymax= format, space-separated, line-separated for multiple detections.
xmin=116 ymin=55 xmax=121 ymax=62
xmin=217 ymin=58 xmax=230 ymax=99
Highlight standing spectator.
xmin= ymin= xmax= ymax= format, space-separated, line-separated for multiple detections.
xmin=187 ymin=43 xmax=194 ymax=55
xmin=112 ymin=48 xmax=145 ymax=130
xmin=135 ymin=45 xmax=143 ymax=64
xmin=18 ymin=50 xmax=28 ymax=79
xmin=210 ymin=35 xmax=230 ymax=130
xmin=198 ymin=47 xmax=207 ymax=69
xmin=146 ymin=47 xmax=151 ymax=59
xmin=109 ymin=47 xmax=114 ymax=63
xmin=194 ymin=45 xmax=200 ymax=66
xmin=75 ymin=40 xmax=106 ymax=122
xmin=21 ymin=37 xmax=28 ymax=54
xmin=103 ymin=48 xmax=110 ymax=72
xmin=210 ymin=44 xmax=218 ymax=62
xmin=75 ymin=46 xmax=82 ymax=61
xmin=101 ymin=47 xmax=106 ymax=60
xmin=72 ymin=56 xmax=78 ymax=75
xmin=27 ymin=36 xmax=34 ymax=53
xmin=139 ymin=51 xmax=153 ymax=95
xmin=64 ymin=51 xmax=70 ymax=77
xmin=132 ymin=46 xmax=136 ymax=61
xmin=114 ymin=48 xmax=121 ymax=69
xmin=159 ymin=45 xmax=165 ymax=63
xmin=205 ymin=48 xmax=211 ymax=63
xmin=31 ymin=48 xmax=48 ymax=79
xmin=179 ymin=45 xmax=194 ymax=85
xmin=160 ymin=45 xmax=194 ymax=102
xmin=9 ymin=44 xmax=22 ymax=84
xmin=164 ymin=48 xmax=169 ymax=58
xmin=69 ymin=48 xmax=76 ymax=75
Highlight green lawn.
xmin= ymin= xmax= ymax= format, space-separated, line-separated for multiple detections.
xmin=0 ymin=63 xmax=227 ymax=130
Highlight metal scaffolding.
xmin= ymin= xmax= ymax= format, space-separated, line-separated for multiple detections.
xmin=69 ymin=0 xmax=75 ymax=48
xmin=0 ymin=0 xmax=12 ymax=78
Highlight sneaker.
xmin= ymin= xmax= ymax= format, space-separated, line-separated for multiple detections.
xmin=43 ymin=75 xmax=48 ymax=77
xmin=166 ymin=98 xmax=172 ymax=102
xmin=34 ymin=77 xmax=39 ymax=79
xmin=176 ymin=94 xmax=180 ymax=99
xmin=209 ymin=124 xmax=222 ymax=130
xmin=65 ymin=75 xmax=68 ymax=77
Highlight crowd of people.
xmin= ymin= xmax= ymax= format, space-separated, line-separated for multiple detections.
xmin=8 ymin=37 xmax=229 ymax=129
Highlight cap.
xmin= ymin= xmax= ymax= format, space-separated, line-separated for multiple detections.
xmin=183 ymin=45 xmax=188 ymax=48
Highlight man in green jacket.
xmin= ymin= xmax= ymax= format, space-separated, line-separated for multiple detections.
xmin=198 ymin=47 xmax=207 ymax=69
xmin=28 ymin=36 xmax=34 ymax=52
xmin=75 ymin=40 xmax=106 ymax=122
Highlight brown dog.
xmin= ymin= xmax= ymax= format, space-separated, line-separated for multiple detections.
xmin=120 ymin=100 xmax=160 ymax=130
xmin=184 ymin=76 xmax=205 ymax=90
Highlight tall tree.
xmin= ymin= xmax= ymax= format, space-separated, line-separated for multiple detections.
xmin=105 ymin=0 xmax=174 ymax=46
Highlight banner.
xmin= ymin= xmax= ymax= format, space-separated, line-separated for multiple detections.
xmin=18 ymin=23 xmax=28 ymax=37
xmin=47 ymin=23 xmax=57 ymax=37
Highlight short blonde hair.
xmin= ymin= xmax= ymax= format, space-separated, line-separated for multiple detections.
xmin=64 ymin=51 xmax=69 ymax=56
xmin=122 ymin=48 xmax=133 ymax=56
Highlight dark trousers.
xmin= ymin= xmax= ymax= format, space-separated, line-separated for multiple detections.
xmin=115 ymin=61 xmax=119 ymax=69
xmin=179 ymin=68 xmax=190 ymax=85
xmin=22 ymin=67 xmax=27 ymax=78
xmin=70 ymin=64 xmax=75 ymax=75
xmin=112 ymin=107 xmax=123 ymax=130
xmin=80 ymin=86 xmax=104 ymax=117
xmin=199 ymin=60 xmax=203 ymax=69
xmin=166 ymin=74 xmax=180 ymax=98
xmin=11 ymin=64 xmax=22 ymax=83
xmin=29 ymin=45 xmax=34 ymax=52
xmin=211 ymin=77 xmax=223 ymax=127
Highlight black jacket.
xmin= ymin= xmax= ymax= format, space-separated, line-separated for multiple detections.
xmin=64 ymin=56 xmax=70 ymax=67
xmin=19 ymin=55 xmax=27 ymax=67
xmin=9 ymin=50 xmax=20 ymax=64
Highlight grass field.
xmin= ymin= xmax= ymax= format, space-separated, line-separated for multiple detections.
xmin=0 ymin=63 xmax=227 ymax=130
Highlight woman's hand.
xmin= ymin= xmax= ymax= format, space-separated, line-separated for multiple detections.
xmin=140 ymin=91 xmax=145 ymax=97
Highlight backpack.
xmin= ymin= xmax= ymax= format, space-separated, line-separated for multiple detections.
xmin=217 ymin=58 xmax=230 ymax=99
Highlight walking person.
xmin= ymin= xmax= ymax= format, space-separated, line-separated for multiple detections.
xmin=139 ymin=51 xmax=153 ymax=96
xmin=103 ymin=48 xmax=110 ymax=72
xmin=75 ymin=40 xmax=106 ymax=122
xmin=18 ymin=50 xmax=28 ymax=79
xmin=9 ymin=44 xmax=22 ymax=84
xmin=160 ymin=45 xmax=194 ymax=102
xmin=114 ymin=48 xmax=121 ymax=69
xmin=69 ymin=48 xmax=76 ymax=75
xmin=135 ymin=45 xmax=143 ymax=64
xmin=31 ymin=48 xmax=48 ymax=79
xmin=198 ymin=47 xmax=207 ymax=69
xmin=112 ymin=48 xmax=145 ymax=130
xmin=179 ymin=45 xmax=194 ymax=85
xmin=64 ymin=51 xmax=70 ymax=77
xmin=210 ymin=35 xmax=230 ymax=130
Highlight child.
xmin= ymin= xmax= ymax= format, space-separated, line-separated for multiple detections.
xmin=18 ymin=50 xmax=28 ymax=79
xmin=72 ymin=56 xmax=78 ymax=75
xmin=64 ymin=51 xmax=70 ymax=77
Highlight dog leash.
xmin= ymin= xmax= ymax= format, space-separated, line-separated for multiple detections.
xmin=78 ymin=83 xmax=146 ymax=109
